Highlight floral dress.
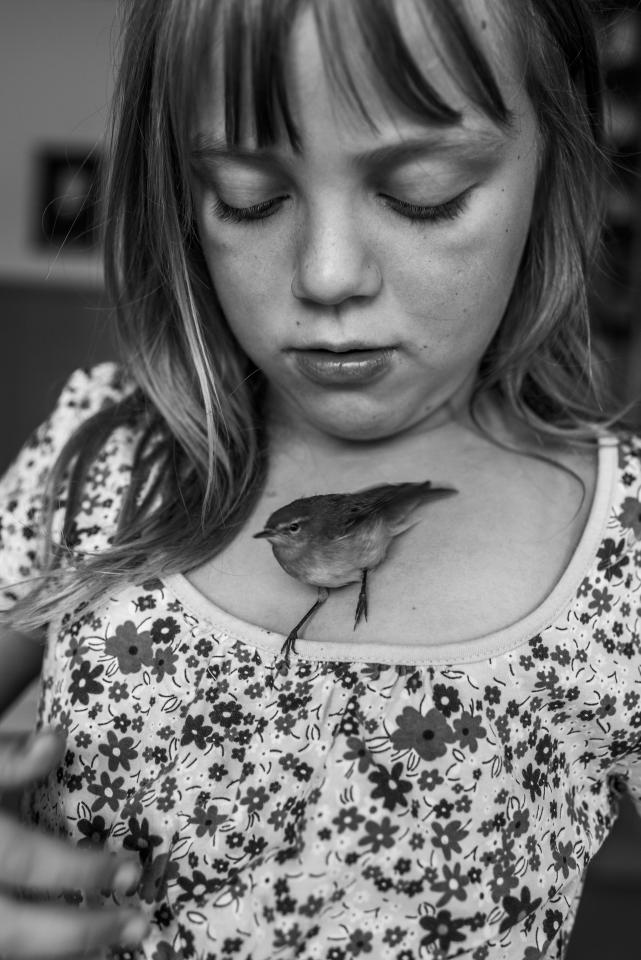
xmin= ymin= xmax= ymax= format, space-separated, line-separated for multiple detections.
xmin=1 ymin=364 xmax=641 ymax=960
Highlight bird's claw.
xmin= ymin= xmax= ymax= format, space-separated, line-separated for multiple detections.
xmin=354 ymin=569 xmax=368 ymax=629
xmin=354 ymin=595 xmax=367 ymax=628
xmin=280 ymin=630 xmax=298 ymax=664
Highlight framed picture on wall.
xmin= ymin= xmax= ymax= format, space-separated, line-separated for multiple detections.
xmin=33 ymin=147 xmax=102 ymax=251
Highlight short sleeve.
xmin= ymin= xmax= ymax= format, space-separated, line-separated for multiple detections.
xmin=624 ymin=765 xmax=641 ymax=818
xmin=0 ymin=363 xmax=129 ymax=610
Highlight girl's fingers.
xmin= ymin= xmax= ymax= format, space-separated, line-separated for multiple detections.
xmin=0 ymin=897 xmax=148 ymax=960
xmin=0 ymin=730 xmax=65 ymax=791
xmin=0 ymin=811 xmax=140 ymax=894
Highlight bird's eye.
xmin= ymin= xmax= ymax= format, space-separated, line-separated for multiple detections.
xmin=288 ymin=522 xmax=300 ymax=532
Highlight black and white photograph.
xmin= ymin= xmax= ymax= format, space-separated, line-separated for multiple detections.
xmin=1 ymin=2 xmax=641 ymax=959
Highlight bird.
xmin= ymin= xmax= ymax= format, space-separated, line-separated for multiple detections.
xmin=253 ymin=480 xmax=457 ymax=661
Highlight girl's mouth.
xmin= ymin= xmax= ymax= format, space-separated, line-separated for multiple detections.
xmin=290 ymin=348 xmax=394 ymax=385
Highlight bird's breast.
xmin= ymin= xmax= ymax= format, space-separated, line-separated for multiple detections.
xmin=271 ymin=521 xmax=390 ymax=589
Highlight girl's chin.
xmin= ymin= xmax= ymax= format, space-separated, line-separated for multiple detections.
xmin=268 ymin=379 xmax=468 ymax=442
xmin=289 ymin=398 xmax=436 ymax=443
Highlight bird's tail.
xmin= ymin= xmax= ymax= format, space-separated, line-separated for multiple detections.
xmin=382 ymin=481 xmax=457 ymax=533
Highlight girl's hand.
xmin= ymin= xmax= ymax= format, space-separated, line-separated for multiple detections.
xmin=0 ymin=729 xmax=149 ymax=958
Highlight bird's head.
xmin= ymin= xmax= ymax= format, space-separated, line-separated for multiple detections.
xmin=253 ymin=507 xmax=312 ymax=547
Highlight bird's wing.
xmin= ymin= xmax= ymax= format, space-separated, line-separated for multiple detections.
xmin=338 ymin=481 xmax=455 ymax=533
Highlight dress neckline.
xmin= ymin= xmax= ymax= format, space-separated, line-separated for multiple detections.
xmin=164 ymin=436 xmax=619 ymax=666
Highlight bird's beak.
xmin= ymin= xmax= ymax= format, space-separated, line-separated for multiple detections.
xmin=253 ymin=528 xmax=273 ymax=539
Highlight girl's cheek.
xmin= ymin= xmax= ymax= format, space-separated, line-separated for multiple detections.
xmin=204 ymin=221 xmax=293 ymax=282
xmin=389 ymin=235 xmax=517 ymax=341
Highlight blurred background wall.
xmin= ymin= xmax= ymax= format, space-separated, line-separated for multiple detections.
xmin=0 ymin=3 xmax=640 ymax=958
xmin=0 ymin=0 xmax=115 ymax=284
xmin=0 ymin=0 xmax=118 ymax=475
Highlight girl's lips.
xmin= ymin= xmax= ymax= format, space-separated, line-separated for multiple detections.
xmin=291 ymin=348 xmax=393 ymax=385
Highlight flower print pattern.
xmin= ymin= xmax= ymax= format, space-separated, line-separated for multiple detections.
xmin=104 ymin=621 xmax=155 ymax=674
xmin=2 ymin=367 xmax=641 ymax=960
xmin=390 ymin=705 xmax=457 ymax=761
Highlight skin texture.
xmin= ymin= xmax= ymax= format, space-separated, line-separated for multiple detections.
xmin=192 ymin=6 xmax=540 ymax=445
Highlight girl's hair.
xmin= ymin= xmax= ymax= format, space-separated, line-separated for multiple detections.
xmin=9 ymin=0 xmax=611 ymax=629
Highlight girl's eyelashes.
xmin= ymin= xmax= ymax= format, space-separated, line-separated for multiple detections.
xmin=212 ymin=196 xmax=285 ymax=224
xmin=210 ymin=188 xmax=472 ymax=226
xmin=380 ymin=189 xmax=471 ymax=223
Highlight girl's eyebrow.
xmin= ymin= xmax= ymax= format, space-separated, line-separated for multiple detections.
xmin=350 ymin=130 xmax=509 ymax=171
xmin=191 ymin=135 xmax=279 ymax=168
xmin=190 ymin=127 xmax=509 ymax=172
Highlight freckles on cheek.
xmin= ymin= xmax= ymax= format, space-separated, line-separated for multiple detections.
xmin=203 ymin=226 xmax=289 ymax=302
xmin=203 ymin=243 xmax=265 ymax=314
xmin=394 ymin=242 xmax=517 ymax=361
xmin=450 ymin=208 xmax=532 ymax=321
xmin=393 ymin=250 xmax=480 ymax=331
xmin=483 ymin=178 xmax=536 ymax=274
xmin=201 ymin=238 xmax=293 ymax=360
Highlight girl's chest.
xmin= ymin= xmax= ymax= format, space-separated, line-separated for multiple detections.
xmin=186 ymin=455 xmax=596 ymax=648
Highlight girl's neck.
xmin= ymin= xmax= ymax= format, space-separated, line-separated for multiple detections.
xmin=264 ymin=398 xmax=518 ymax=500
xmin=265 ymin=383 xmax=485 ymax=470
xmin=262 ymin=388 xmax=592 ymax=508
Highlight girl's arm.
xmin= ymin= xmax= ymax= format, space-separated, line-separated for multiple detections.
xmin=0 ymin=365 xmax=151 ymax=955
xmin=0 ymin=630 xmax=150 ymax=957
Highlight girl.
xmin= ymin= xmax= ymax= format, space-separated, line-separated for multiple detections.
xmin=1 ymin=1 xmax=639 ymax=958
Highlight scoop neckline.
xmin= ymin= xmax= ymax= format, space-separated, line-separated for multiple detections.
xmin=164 ymin=436 xmax=619 ymax=666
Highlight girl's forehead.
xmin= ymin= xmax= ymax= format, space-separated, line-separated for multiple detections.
xmin=194 ymin=0 xmax=522 ymax=149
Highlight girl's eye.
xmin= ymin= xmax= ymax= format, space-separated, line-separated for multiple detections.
xmin=211 ymin=188 xmax=471 ymax=226
xmin=212 ymin=196 xmax=285 ymax=224
xmin=381 ymin=189 xmax=471 ymax=223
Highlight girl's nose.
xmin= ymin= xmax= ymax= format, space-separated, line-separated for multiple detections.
xmin=291 ymin=205 xmax=382 ymax=305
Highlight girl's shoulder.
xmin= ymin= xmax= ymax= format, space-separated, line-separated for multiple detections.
xmin=9 ymin=361 xmax=134 ymax=462
xmin=53 ymin=361 xmax=129 ymax=412
xmin=2 ymin=361 xmax=138 ymax=495
xmin=0 ymin=363 xmax=143 ymax=605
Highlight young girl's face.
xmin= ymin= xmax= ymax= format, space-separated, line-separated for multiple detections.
xmin=192 ymin=4 xmax=540 ymax=443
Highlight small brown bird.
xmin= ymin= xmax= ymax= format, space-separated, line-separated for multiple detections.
xmin=253 ymin=480 xmax=457 ymax=661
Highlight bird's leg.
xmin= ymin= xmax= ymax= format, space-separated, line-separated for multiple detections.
xmin=354 ymin=568 xmax=369 ymax=628
xmin=280 ymin=587 xmax=330 ymax=662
